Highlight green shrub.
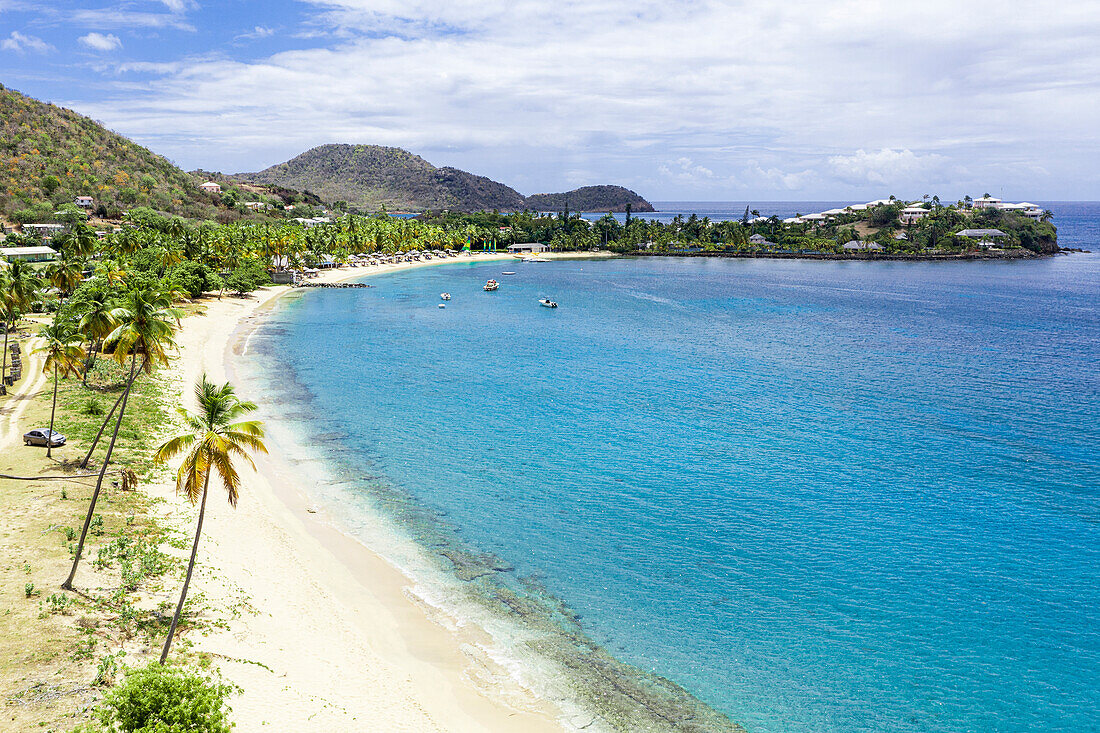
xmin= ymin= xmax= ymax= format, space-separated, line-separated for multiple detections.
xmin=165 ymin=261 xmax=222 ymax=299
xmin=85 ymin=663 xmax=237 ymax=733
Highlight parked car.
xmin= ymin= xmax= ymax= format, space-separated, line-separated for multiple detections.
xmin=23 ymin=429 xmax=66 ymax=447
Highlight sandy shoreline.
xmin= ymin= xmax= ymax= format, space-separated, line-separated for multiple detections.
xmin=160 ymin=252 xmax=609 ymax=732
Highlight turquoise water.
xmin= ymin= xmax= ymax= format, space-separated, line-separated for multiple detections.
xmin=249 ymin=252 xmax=1099 ymax=731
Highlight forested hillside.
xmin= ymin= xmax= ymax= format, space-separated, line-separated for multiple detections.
xmin=0 ymin=84 xmax=221 ymax=221
xmin=525 ymin=185 xmax=655 ymax=213
xmin=236 ymin=144 xmax=656 ymax=213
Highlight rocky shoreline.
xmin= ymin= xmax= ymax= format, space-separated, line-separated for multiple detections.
xmin=629 ymin=249 xmax=1061 ymax=262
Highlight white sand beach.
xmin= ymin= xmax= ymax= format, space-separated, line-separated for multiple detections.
xmin=152 ymin=253 xmax=609 ymax=732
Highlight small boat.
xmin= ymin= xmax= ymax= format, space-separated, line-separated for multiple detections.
xmin=501 ymin=271 xmax=516 ymax=275
xmin=438 ymin=303 xmax=446 ymax=309
xmin=539 ymin=298 xmax=558 ymax=308
xmin=522 ymin=256 xmax=550 ymax=263
xmin=440 ymin=293 xmax=451 ymax=300
xmin=483 ymin=279 xmax=499 ymax=291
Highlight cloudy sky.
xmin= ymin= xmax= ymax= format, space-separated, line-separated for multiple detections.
xmin=3 ymin=0 xmax=1099 ymax=200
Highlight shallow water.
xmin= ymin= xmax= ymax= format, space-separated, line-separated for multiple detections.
xmin=247 ymin=248 xmax=1099 ymax=732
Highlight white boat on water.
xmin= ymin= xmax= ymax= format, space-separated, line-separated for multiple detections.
xmin=539 ymin=298 xmax=558 ymax=308
xmin=522 ymin=256 xmax=550 ymax=262
xmin=483 ymin=279 xmax=500 ymax=291
xmin=440 ymin=292 xmax=451 ymax=300
xmin=501 ymin=271 xmax=516 ymax=275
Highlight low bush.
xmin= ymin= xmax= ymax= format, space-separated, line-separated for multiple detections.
xmin=78 ymin=663 xmax=238 ymax=733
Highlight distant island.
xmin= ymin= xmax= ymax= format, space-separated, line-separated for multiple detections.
xmin=231 ymin=143 xmax=654 ymax=214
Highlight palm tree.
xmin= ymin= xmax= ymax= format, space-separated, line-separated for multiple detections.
xmin=45 ymin=257 xmax=85 ymax=307
xmin=63 ymin=288 xmax=179 ymax=590
xmin=153 ymin=375 xmax=266 ymax=662
xmin=78 ymin=290 xmax=118 ymax=386
xmin=34 ymin=322 xmax=86 ymax=459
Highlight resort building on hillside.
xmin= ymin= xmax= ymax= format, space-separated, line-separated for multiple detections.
xmin=292 ymin=217 xmax=331 ymax=228
xmin=75 ymin=195 xmax=94 ymax=208
xmin=899 ymin=206 xmax=930 ymax=224
xmin=1 ymin=245 xmax=58 ymax=263
xmin=972 ymin=196 xmax=1002 ymax=209
xmin=199 ymin=181 xmax=222 ymax=194
xmin=507 ymin=242 xmax=549 ymax=253
xmin=21 ymin=223 xmax=66 ymax=241
xmin=243 ymin=201 xmax=271 ymax=211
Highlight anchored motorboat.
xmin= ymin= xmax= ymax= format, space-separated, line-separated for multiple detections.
xmin=440 ymin=292 xmax=451 ymax=300
xmin=484 ymin=279 xmax=500 ymax=291
xmin=539 ymin=298 xmax=558 ymax=308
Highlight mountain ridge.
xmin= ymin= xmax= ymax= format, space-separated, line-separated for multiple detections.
xmin=233 ymin=143 xmax=654 ymax=213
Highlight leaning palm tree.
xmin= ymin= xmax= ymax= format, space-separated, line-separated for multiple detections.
xmin=154 ymin=374 xmax=266 ymax=662
xmin=34 ymin=322 xmax=86 ymax=459
xmin=63 ymin=288 xmax=179 ymax=590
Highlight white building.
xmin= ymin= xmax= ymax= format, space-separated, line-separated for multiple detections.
xmin=972 ymin=196 xmax=1001 ymax=209
xmin=199 ymin=181 xmax=222 ymax=194
xmin=899 ymin=206 xmax=929 ymax=224
xmin=74 ymin=195 xmax=94 ymax=208
xmin=1 ymin=245 xmax=58 ymax=262
xmin=842 ymin=240 xmax=883 ymax=251
xmin=21 ymin=223 xmax=66 ymax=241
xmin=507 ymin=242 xmax=548 ymax=253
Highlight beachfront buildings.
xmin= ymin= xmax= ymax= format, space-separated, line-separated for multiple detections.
xmin=507 ymin=242 xmax=549 ymax=253
xmin=199 ymin=181 xmax=222 ymax=194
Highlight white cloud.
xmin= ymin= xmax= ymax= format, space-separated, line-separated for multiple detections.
xmin=659 ymin=157 xmax=715 ymax=181
xmin=59 ymin=0 xmax=1100 ymax=197
xmin=237 ymin=26 xmax=275 ymax=40
xmin=70 ymin=8 xmax=195 ymax=31
xmin=79 ymin=32 xmax=123 ymax=52
xmin=828 ymin=149 xmax=952 ymax=186
xmin=1 ymin=30 xmax=52 ymax=54
xmin=159 ymin=0 xmax=197 ymax=11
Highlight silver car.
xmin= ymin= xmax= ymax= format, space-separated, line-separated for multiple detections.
xmin=23 ymin=429 xmax=66 ymax=447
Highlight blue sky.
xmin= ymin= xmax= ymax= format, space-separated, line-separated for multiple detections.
xmin=3 ymin=0 xmax=1100 ymax=200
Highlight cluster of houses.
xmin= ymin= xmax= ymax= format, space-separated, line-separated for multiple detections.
xmin=782 ymin=197 xmax=1046 ymax=227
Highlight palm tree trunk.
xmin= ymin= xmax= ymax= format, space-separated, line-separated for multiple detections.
xmin=161 ymin=470 xmax=211 ymax=663
xmin=79 ymin=356 xmax=145 ymax=469
xmin=1 ymin=322 xmax=9 ymax=389
xmin=63 ymin=354 xmax=138 ymax=590
xmin=47 ymin=362 xmax=58 ymax=460
xmin=82 ymin=339 xmax=100 ymax=386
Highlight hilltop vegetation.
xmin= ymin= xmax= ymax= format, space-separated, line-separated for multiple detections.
xmin=235 ymin=144 xmax=655 ymax=213
xmin=525 ymin=185 xmax=654 ymax=213
xmin=236 ymin=144 xmax=527 ymax=212
xmin=0 ymin=84 xmax=223 ymax=222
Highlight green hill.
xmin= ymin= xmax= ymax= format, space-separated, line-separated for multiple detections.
xmin=525 ymin=185 xmax=654 ymax=213
xmin=236 ymin=144 xmax=526 ymax=212
xmin=236 ymin=144 xmax=655 ymax=213
xmin=0 ymin=84 xmax=224 ymax=222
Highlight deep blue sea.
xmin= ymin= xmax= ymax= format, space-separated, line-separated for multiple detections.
xmin=249 ymin=204 xmax=1099 ymax=732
